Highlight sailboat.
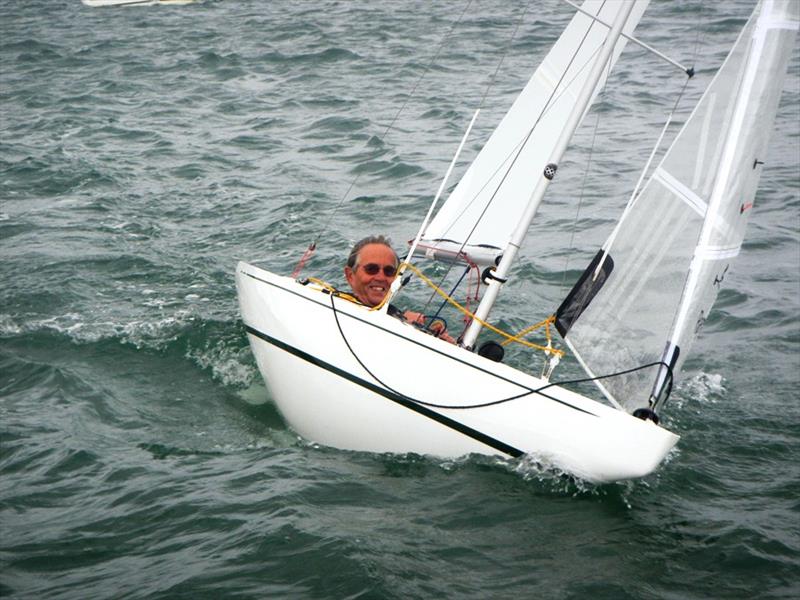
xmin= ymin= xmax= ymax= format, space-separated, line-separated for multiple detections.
xmin=236 ymin=0 xmax=798 ymax=482
xmin=81 ymin=0 xmax=195 ymax=7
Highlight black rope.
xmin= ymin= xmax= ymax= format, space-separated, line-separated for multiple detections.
xmin=329 ymin=292 xmax=673 ymax=412
xmin=409 ymin=360 xmax=674 ymax=411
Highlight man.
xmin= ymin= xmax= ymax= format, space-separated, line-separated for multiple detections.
xmin=344 ymin=235 xmax=400 ymax=308
xmin=345 ymin=235 xmax=455 ymax=343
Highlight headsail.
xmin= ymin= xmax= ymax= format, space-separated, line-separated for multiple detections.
xmin=414 ymin=0 xmax=649 ymax=267
xmin=559 ymin=0 xmax=799 ymax=412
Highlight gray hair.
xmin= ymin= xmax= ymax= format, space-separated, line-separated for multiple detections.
xmin=346 ymin=235 xmax=398 ymax=268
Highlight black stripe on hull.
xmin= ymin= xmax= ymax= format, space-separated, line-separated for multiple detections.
xmin=244 ymin=325 xmax=524 ymax=458
xmin=239 ymin=269 xmax=596 ymax=417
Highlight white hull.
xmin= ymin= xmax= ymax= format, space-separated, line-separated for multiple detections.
xmin=236 ymin=262 xmax=679 ymax=483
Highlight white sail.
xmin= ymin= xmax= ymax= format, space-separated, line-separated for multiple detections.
xmin=559 ymin=0 xmax=799 ymax=412
xmin=415 ymin=0 xmax=649 ymax=267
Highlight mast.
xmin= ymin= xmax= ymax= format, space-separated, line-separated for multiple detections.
xmin=461 ymin=2 xmax=636 ymax=349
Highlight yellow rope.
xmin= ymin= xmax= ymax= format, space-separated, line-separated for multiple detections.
xmin=399 ymin=263 xmax=564 ymax=357
xmin=306 ymin=268 xmax=563 ymax=358
xmin=500 ymin=315 xmax=557 ymax=348
xmin=307 ymin=277 xmax=363 ymax=305
xmin=307 ymin=277 xmax=336 ymax=293
xmin=307 ymin=277 xmax=390 ymax=312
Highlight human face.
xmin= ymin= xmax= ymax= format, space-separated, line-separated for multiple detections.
xmin=344 ymin=243 xmax=398 ymax=307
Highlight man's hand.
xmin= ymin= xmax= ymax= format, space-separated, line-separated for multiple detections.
xmin=429 ymin=321 xmax=456 ymax=344
xmin=402 ymin=310 xmax=426 ymax=326
xmin=401 ymin=311 xmax=455 ymax=344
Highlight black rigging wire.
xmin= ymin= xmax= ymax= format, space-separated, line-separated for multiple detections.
xmin=417 ymin=0 xmax=535 ymax=312
xmin=419 ymin=0 xmax=611 ymax=314
xmin=329 ymin=293 xmax=673 ymax=412
xmin=557 ymin=2 xmax=698 ymax=326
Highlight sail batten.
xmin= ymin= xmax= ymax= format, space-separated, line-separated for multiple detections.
xmin=654 ymin=168 xmax=708 ymax=217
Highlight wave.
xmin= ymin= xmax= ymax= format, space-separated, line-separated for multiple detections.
xmin=0 ymin=311 xmax=256 ymax=390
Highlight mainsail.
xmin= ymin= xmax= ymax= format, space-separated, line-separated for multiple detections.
xmin=415 ymin=0 xmax=649 ymax=267
xmin=559 ymin=0 xmax=799 ymax=412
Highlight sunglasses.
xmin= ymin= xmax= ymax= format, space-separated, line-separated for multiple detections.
xmin=359 ymin=263 xmax=397 ymax=277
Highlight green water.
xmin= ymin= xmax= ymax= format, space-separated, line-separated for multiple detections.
xmin=1 ymin=1 xmax=798 ymax=598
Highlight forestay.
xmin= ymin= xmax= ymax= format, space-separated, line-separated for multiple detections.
xmin=559 ymin=0 xmax=799 ymax=412
xmin=415 ymin=0 xmax=649 ymax=267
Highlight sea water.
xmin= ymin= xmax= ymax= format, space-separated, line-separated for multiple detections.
xmin=1 ymin=1 xmax=798 ymax=598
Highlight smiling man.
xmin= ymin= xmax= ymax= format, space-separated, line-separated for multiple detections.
xmin=344 ymin=235 xmax=455 ymax=343
xmin=344 ymin=235 xmax=399 ymax=308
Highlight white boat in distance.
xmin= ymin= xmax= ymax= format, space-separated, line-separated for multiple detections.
xmin=236 ymin=1 xmax=798 ymax=482
xmin=81 ymin=0 xmax=195 ymax=7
